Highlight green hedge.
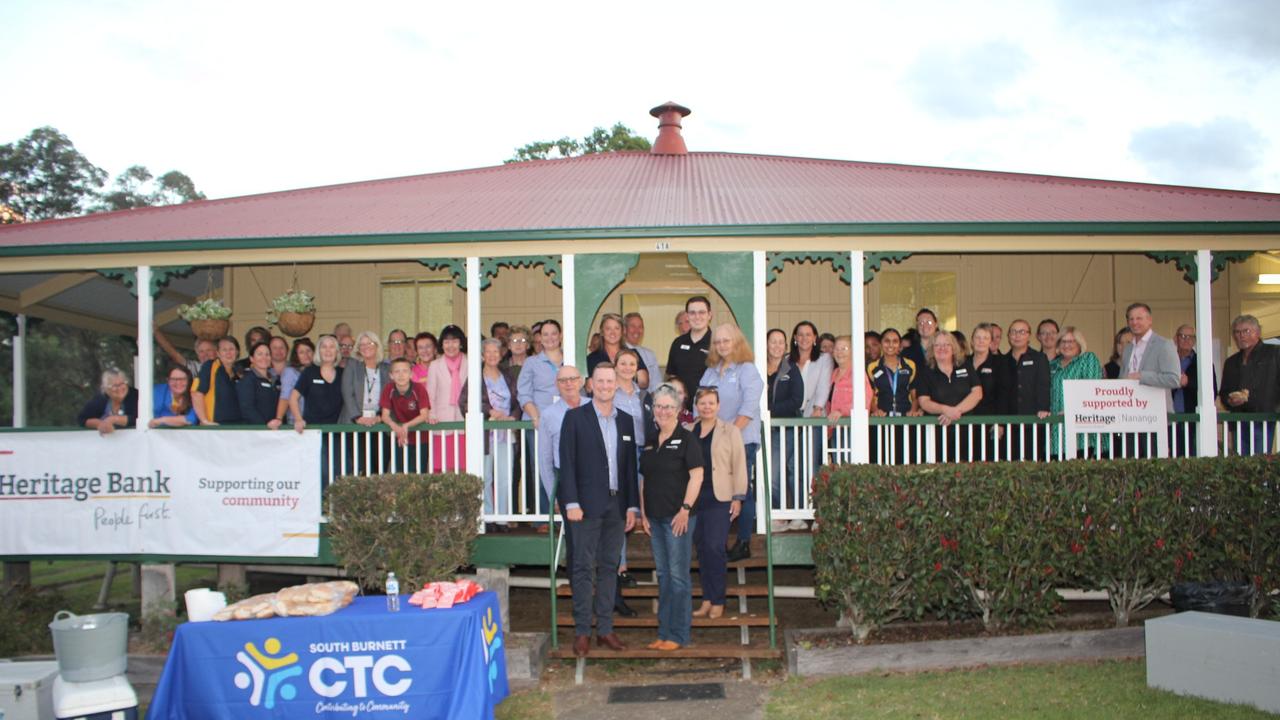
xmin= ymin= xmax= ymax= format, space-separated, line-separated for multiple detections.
xmin=327 ymin=473 xmax=482 ymax=591
xmin=813 ymin=456 xmax=1280 ymax=643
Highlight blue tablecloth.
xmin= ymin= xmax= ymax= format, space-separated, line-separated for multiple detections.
xmin=147 ymin=592 xmax=507 ymax=719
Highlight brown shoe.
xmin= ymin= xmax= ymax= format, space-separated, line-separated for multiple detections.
xmin=656 ymin=640 xmax=682 ymax=651
xmin=573 ymin=634 xmax=590 ymax=657
xmin=596 ymin=632 xmax=627 ymax=651
xmin=692 ymin=601 xmax=713 ymax=618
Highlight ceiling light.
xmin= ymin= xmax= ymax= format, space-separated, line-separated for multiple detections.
xmin=1259 ymin=274 xmax=1280 ymax=285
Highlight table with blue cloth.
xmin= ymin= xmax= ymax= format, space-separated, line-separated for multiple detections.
xmin=147 ymin=592 xmax=508 ymax=720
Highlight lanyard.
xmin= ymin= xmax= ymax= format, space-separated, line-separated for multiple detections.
xmin=887 ymin=364 xmax=901 ymax=411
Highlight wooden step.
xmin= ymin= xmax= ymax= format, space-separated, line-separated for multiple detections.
xmin=548 ymin=644 xmax=782 ymax=660
xmin=555 ymin=613 xmax=770 ymax=628
xmin=556 ymin=583 xmax=771 ymax=598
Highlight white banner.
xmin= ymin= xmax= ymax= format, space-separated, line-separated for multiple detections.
xmin=0 ymin=430 xmax=321 ymax=557
xmin=1063 ymin=379 xmax=1169 ymax=458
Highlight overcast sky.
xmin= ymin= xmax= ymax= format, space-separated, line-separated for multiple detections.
xmin=5 ymin=0 xmax=1278 ymax=200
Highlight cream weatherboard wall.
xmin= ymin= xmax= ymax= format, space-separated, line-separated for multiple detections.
xmin=223 ymin=251 xmax=1275 ymax=373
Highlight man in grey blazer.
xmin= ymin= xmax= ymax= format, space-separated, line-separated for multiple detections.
xmin=1120 ymin=302 xmax=1180 ymax=456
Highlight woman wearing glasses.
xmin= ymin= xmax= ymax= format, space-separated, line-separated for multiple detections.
xmin=699 ymin=323 xmax=763 ymax=562
xmin=149 ymin=365 xmax=198 ymax=428
xmin=639 ymin=384 xmax=705 ymax=650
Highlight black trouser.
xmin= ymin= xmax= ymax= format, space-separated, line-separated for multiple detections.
xmin=570 ymin=497 xmax=625 ymax=636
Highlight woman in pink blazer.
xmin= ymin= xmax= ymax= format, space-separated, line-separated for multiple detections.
xmin=426 ymin=324 xmax=468 ymax=470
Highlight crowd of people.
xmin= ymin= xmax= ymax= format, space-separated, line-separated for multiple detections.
xmin=74 ymin=295 xmax=1278 ymax=650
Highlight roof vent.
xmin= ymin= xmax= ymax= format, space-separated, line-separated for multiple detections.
xmin=649 ymin=101 xmax=692 ymax=155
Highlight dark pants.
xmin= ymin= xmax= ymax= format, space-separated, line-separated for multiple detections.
xmin=570 ymin=499 xmax=625 ymax=636
xmin=694 ymin=482 xmax=731 ymax=606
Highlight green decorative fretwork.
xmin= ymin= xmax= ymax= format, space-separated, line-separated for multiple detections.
xmin=863 ymin=252 xmax=912 ymax=284
xmin=765 ymin=252 xmax=851 ymax=285
xmin=765 ymin=251 xmax=912 ymax=285
xmin=97 ymin=266 xmax=196 ymax=298
xmin=1145 ymin=251 xmax=1254 ymax=284
xmin=479 ymin=256 xmax=562 ymax=289
xmin=418 ymin=259 xmax=467 ymax=289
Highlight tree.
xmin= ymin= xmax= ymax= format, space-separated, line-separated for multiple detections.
xmin=95 ymin=165 xmax=206 ymax=212
xmin=506 ymin=122 xmax=651 ymax=163
xmin=0 ymin=126 xmax=107 ymax=221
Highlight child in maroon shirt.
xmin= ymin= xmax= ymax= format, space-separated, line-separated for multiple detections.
xmin=380 ymin=358 xmax=431 ymax=447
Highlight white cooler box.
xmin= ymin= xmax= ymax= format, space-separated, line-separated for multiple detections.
xmin=0 ymin=660 xmax=59 ymax=720
xmin=52 ymin=676 xmax=137 ymax=720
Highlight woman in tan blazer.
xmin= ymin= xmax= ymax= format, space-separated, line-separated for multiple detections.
xmin=426 ymin=324 xmax=468 ymax=470
xmin=691 ymin=387 xmax=748 ymax=619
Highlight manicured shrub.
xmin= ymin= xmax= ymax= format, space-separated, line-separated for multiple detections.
xmin=813 ymin=466 xmax=932 ymax=642
xmin=1071 ymin=460 xmax=1205 ymax=627
xmin=811 ymin=455 xmax=1279 ymax=640
xmin=327 ymin=473 xmax=481 ymax=591
xmin=1209 ymin=456 xmax=1280 ymax=617
xmin=928 ymin=463 xmax=1076 ymax=631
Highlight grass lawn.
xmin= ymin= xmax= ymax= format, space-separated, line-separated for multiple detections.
xmin=495 ymin=689 xmax=553 ymax=720
xmin=766 ymin=659 xmax=1273 ymax=719
xmin=29 ymin=560 xmax=218 ymax=617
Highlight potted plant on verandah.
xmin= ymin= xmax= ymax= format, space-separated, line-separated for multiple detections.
xmin=177 ymin=298 xmax=233 ymax=341
xmin=268 ymin=288 xmax=316 ymax=337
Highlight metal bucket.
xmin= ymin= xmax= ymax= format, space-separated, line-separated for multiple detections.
xmin=47 ymin=610 xmax=129 ymax=682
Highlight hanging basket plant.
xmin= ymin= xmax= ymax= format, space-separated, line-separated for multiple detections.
xmin=268 ymin=288 xmax=316 ymax=337
xmin=178 ymin=298 xmax=233 ymax=341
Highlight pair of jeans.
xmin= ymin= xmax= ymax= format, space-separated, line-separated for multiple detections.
xmin=736 ymin=443 xmax=759 ymax=544
xmin=649 ymin=514 xmax=696 ymax=646
xmin=483 ymin=437 xmax=512 ymax=516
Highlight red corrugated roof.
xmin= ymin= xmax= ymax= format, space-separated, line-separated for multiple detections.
xmin=2 ymin=151 xmax=1279 ymax=249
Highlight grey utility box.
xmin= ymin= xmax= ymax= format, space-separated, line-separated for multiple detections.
xmin=1146 ymin=610 xmax=1280 ymax=714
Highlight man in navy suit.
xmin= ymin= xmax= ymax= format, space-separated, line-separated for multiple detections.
xmin=558 ymin=362 xmax=639 ymax=656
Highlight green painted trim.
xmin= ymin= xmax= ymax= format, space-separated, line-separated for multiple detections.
xmin=573 ymin=253 xmax=639 ymax=363
xmin=687 ymin=251 xmax=755 ymax=345
xmin=4 ymin=221 xmax=1279 ymax=259
xmin=470 ymin=534 xmax=550 ymax=567
xmin=864 ymin=252 xmax=912 ymax=283
xmin=769 ymin=534 xmax=813 ymax=565
xmin=480 ymin=256 xmax=562 ymax=289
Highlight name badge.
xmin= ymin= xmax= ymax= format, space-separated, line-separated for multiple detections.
xmin=1022 ymin=360 xmax=1035 ymax=366
xmin=700 ymin=348 xmax=709 ymax=354
xmin=955 ymin=369 xmax=968 ymax=377
xmin=873 ymin=369 xmax=884 ymax=379
xmin=260 ymin=381 xmax=272 ymax=388
xmin=622 ymin=435 xmax=633 ymax=442
xmin=980 ymin=367 xmax=993 ymax=375
xmin=669 ymin=439 xmax=682 ymax=446
xmin=680 ymin=344 xmax=690 ymax=350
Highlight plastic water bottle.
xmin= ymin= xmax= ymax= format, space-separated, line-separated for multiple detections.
xmin=385 ymin=572 xmax=400 ymax=612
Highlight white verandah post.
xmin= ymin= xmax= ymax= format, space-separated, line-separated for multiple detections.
xmin=465 ymin=257 xmax=484 ymax=481
xmin=1194 ymin=249 xmax=1219 ymax=456
xmin=12 ymin=313 xmax=26 ymax=428
xmin=561 ymin=254 xmax=576 ymax=368
xmin=753 ymin=251 xmax=769 ymax=533
xmin=136 ymin=266 xmax=155 ymax=429
xmin=850 ymin=250 xmax=869 ymax=464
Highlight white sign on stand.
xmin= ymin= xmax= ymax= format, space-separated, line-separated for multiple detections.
xmin=1063 ymin=380 xmax=1169 ymax=459
xmin=0 ymin=430 xmax=321 ymax=557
